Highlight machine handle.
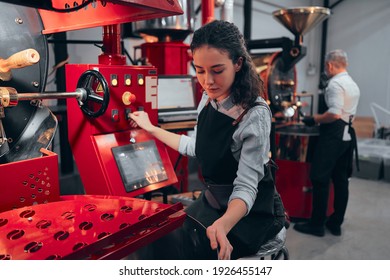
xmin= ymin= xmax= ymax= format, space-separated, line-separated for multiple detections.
xmin=76 ymin=70 xmax=110 ymax=118
xmin=0 ymin=49 xmax=40 ymax=81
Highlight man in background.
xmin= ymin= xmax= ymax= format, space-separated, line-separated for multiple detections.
xmin=294 ymin=49 xmax=360 ymax=237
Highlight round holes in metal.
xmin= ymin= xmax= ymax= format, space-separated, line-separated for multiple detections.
xmin=100 ymin=213 xmax=114 ymax=221
xmin=36 ymin=219 xmax=52 ymax=229
xmin=138 ymin=214 xmax=147 ymax=220
xmin=19 ymin=209 xmax=35 ymax=219
xmin=61 ymin=211 xmax=75 ymax=220
xmin=79 ymin=221 xmax=93 ymax=230
xmin=53 ymin=230 xmax=70 ymax=241
xmin=119 ymin=223 xmax=131 ymax=229
xmin=120 ymin=205 xmax=133 ymax=213
xmin=97 ymin=232 xmax=111 ymax=239
xmin=0 ymin=218 xmax=8 ymax=227
xmin=83 ymin=204 xmax=97 ymax=212
xmin=73 ymin=242 xmax=88 ymax=251
xmin=0 ymin=254 xmax=11 ymax=260
xmin=6 ymin=229 xmax=25 ymax=240
xmin=24 ymin=241 xmax=43 ymax=253
xmin=46 ymin=254 xmax=62 ymax=260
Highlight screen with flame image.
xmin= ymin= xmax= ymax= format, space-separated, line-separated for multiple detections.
xmin=112 ymin=141 xmax=168 ymax=192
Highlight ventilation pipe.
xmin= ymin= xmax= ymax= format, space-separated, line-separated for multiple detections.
xmin=220 ymin=0 xmax=234 ymax=22
xmin=202 ymin=0 xmax=215 ymax=24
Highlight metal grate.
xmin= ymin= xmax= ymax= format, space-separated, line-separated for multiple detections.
xmin=0 ymin=194 xmax=185 ymax=260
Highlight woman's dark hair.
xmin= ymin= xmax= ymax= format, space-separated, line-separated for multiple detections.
xmin=190 ymin=20 xmax=264 ymax=108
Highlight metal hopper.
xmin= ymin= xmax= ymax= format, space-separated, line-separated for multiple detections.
xmin=273 ymin=6 xmax=331 ymax=45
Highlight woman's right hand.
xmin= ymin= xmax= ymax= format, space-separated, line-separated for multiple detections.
xmin=129 ymin=111 xmax=156 ymax=133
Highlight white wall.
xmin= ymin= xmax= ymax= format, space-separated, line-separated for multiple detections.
xmin=326 ymin=0 xmax=390 ymax=117
xmin=47 ymin=0 xmax=390 ymax=118
xmin=201 ymin=0 xmax=390 ymax=117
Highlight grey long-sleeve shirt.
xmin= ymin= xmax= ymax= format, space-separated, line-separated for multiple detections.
xmin=178 ymin=93 xmax=271 ymax=213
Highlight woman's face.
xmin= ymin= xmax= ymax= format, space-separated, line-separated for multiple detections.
xmin=193 ymin=45 xmax=241 ymax=102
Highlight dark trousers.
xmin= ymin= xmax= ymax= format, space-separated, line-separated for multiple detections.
xmin=310 ymin=133 xmax=352 ymax=227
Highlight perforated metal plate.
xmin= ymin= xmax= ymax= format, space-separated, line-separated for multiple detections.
xmin=0 ymin=195 xmax=185 ymax=260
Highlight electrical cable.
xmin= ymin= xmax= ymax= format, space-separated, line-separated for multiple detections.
xmin=50 ymin=0 xmax=94 ymax=13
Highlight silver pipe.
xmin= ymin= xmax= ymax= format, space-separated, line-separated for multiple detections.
xmin=220 ymin=0 xmax=234 ymax=22
xmin=17 ymin=88 xmax=87 ymax=103
xmin=17 ymin=91 xmax=82 ymax=101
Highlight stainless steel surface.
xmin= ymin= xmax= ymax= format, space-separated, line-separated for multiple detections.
xmin=0 ymin=2 xmax=48 ymax=93
xmin=133 ymin=0 xmax=194 ymax=41
xmin=0 ymin=104 xmax=57 ymax=164
xmin=276 ymin=123 xmax=319 ymax=136
xmin=0 ymin=119 xmax=9 ymax=157
xmin=0 ymin=2 xmax=50 ymax=163
xmin=220 ymin=0 xmax=234 ymax=22
xmin=273 ymin=6 xmax=331 ymax=36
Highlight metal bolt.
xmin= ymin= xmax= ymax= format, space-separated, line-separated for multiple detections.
xmin=32 ymin=81 xmax=39 ymax=88
xmin=15 ymin=18 xmax=23 ymax=24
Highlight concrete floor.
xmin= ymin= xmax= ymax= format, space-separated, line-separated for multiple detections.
xmin=285 ymin=177 xmax=390 ymax=260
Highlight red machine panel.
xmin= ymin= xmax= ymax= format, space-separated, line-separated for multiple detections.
xmin=0 ymin=149 xmax=60 ymax=213
xmin=39 ymin=0 xmax=183 ymax=34
xmin=0 ymin=194 xmax=185 ymax=260
xmin=66 ymin=64 xmax=177 ymax=197
xmin=66 ymin=64 xmax=159 ymax=132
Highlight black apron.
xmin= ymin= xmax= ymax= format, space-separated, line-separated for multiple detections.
xmin=309 ymin=118 xmax=358 ymax=225
xmin=185 ymin=100 xmax=285 ymax=259
xmin=348 ymin=116 xmax=359 ymax=176
xmin=312 ymin=118 xmax=358 ymax=179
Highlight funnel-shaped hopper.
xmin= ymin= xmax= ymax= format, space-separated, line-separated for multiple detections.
xmin=273 ymin=6 xmax=330 ymax=37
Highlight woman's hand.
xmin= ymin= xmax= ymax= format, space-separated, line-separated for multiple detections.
xmin=129 ymin=111 xmax=156 ymax=133
xmin=206 ymin=220 xmax=233 ymax=260
xmin=206 ymin=199 xmax=247 ymax=260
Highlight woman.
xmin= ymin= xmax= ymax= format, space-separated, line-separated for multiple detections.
xmin=129 ymin=20 xmax=285 ymax=260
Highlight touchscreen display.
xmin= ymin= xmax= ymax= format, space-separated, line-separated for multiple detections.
xmin=112 ymin=141 xmax=168 ymax=192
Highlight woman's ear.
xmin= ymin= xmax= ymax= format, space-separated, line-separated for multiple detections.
xmin=235 ymin=57 xmax=243 ymax=72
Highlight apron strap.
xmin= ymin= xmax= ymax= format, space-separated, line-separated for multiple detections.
xmin=232 ymin=102 xmax=270 ymax=126
xmin=349 ymin=115 xmax=360 ymax=171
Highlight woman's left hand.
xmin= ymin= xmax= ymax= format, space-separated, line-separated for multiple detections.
xmin=206 ymin=220 xmax=233 ymax=260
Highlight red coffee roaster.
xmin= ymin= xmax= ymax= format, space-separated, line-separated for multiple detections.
xmin=248 ymin=7 xmax=333 ymax=220
xmin=0 ymin=0 xmax=187 ymax=260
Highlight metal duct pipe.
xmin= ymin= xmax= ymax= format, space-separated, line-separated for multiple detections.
xmin=243 ymin=0 xmax=252 ymax=40
xmin=220 ymin=0 xmax=234 ymax=22
xmin=202 ymin=0 xmax=215 ymax=24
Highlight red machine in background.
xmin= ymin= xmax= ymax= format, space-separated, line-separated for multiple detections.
xmin=248 ymin=7 xmax=332 ymax=220
xmin=0 ymin=0 xmax=187 ymax=260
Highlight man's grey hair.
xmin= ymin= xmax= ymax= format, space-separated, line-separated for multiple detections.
xmin=325 ymin=49 xmax=348 ymax=67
